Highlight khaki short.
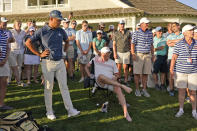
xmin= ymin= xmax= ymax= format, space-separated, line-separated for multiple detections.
xmin=67 ymin=45 xmax=74 ymax=59
xmin=77 ymin=53 xmax=91 ymax=64
xmin=175 ymin=72 xmax=197 ymax=91
xmin=0 ymin=61 xmax=10 ymax=77
xmin=133 ymin=53 xmax=152 ymax=74
xmin=115 ymin=51 xmax=130 ymax=64
xmin=8 ymin=52 xmax=24 ymax=67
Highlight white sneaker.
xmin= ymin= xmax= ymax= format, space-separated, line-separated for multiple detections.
xmin=78 ymin=77 xmax=84 ymax=83
xmin=141 ymin=89 xmax=150 ymax=97
xmin=68 ymin=109 xmax=80 ymax=117
xmin=175 ymin=110 xmax=184 ymax=118
xmin=167 ymin=86 xmax=170 ymax=92
xmin=47 ymin=114 xmax=56 ymax=120
xmin=135 ymin=90 xmax=141 ymax=97
xmin=192 ymin=112 xmax=197 ymax=120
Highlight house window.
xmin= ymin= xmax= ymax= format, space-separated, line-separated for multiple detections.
xmin=0 ymin=0 xmax=12 ymax=12
xmin=27 ymin=0 xmax=68 ymax=8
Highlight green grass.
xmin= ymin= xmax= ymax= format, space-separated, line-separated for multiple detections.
xmin=1 ymin=73 xmax=197 ymax=131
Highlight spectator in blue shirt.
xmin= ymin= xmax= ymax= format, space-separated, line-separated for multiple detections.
xmin=25 ymin=10 xmax=80 ymax=120
xmin=170 ymin=25 xmax=197 ymax=119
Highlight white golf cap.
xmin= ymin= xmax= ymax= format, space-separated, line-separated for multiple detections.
xmin=29 ymin=26 xmax=35 ymax=31
xmin=101 ymin=47 xmax=111 ymax=54
xmin=194 ymin=29 xmax=197 ymax=33
xmin=62 ymin=18 xmax=70 ymax=23
xmin=155 ymin=26 xmax=162 ymax=32
xmin=0 ymin=17 xmax=8 ymax=22
xmin=140 ymin=17 xmax=150 ymax=24
xmin=119 ymin=19 xmax=125 ymax=24
xmin=182 ymin=24 xmax=194 ymax=33
xmin=96 ymin=30 xmax=103 ymax=34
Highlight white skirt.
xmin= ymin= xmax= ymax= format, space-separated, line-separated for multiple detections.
xmin=24 ymin=54 xmax=40 ymax=65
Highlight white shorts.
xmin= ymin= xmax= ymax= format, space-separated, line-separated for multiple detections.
xmin=0 ymin=61 xmax=10 ymax=77
xmin=24 ymin=54 xmax=40 ymax=65
xmin=115 ymin=51 xmax=130 ymax=64
xmin=175 ymin=72 xmax=197 ymax=91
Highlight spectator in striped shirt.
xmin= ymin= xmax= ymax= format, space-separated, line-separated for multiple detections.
xmin=170 ymin=25 xmax=197 ymax=119
xmin=131 ymin=17 xmax=154 ymax=97
xmin=0 ymin=21 xmax=12 ymax=110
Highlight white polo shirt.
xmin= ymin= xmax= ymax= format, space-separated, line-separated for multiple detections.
xmin=89 ymin=56 xmax=118 ymax=79
xmin=10 ymin=29 xmax=26 ymax=54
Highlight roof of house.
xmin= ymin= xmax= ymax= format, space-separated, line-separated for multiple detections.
xmin=121 ymin=0 xmax=197 ymax=16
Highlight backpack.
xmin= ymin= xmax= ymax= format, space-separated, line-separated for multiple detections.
xmin=0 ymin=111 xmax=49 ymax=131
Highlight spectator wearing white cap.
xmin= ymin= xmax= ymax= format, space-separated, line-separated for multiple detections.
xmin=85 ymin=47 xmax=132 ymax=122
xmin=92 ymin=30 xmax=106 ymax=56
xmin=62 ymin=18 xmax=76 ymax=80
xmin=23 ymin=27 xmax=40 ymax=84
xmin=9 ymin=20 xmax=27 ymax=87
xmin=152 ymin=27 xmax=168 ymax=91
xmin=131 ymin=17 xmax=153 ymax=97
xmin=166 ymin=22 xmax=184 ymax=96
xmin=194 ymin=28 xmax=197 ymax=40
xmin=76 ymin=20 xmax=92 ymax=83
xmin=113 ymin=19 xmax=132 ymax=86
xmin=170 ymin=24 xmax=197 ymax=119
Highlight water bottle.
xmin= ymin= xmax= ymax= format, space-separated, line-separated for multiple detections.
xmin=101 ymin=101 xmax=109 ymax=113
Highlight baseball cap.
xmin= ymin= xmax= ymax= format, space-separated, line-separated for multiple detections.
xmin=109 ymin=25 xmax=114 ymax=30
xmin=29 ymin=26 xmax=35 ymax=32
xmin=155 ymin=26 xmax=162 ymax=32
xmin=49 ymin=10 xmax=64 ymax=20
xmin=62 ymin=18 xmax=70 ymax=23
xmin=99 ymin=22 xmax=105 ymax=27
xmin=101 ymin=47 xmax=111 ymax=54
xmin=182 ymin=24 xmax=194 ymax=33
xmin=140 ymin=17 xmax=150 ymax=24
xmin=0 ymin=17 xmax=8 ymax=22
xmin=119 ymin=20 xmax=125 ymax=24
xmin=96 ymin=30 xmax=103 ymax=34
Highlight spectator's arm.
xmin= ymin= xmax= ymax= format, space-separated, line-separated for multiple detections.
xmin=63 ymin=39 xmax=69 ymax=52
xmin=113 ymin=41 xmax=117 ymax=59
xmin=93 ymin=41 xmax=100 ymax=56
xmin=76 ymin=40 xmax=84 ymax=54
xmin=170 ymin=54 xmax=178 ymax=76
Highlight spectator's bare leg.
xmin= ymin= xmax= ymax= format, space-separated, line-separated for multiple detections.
xmin=97 ymin=74 xmax=132 ymax=93
xmin=189 ymin=90 xmax=196 ymax=111
xmin=123 ymin=64 xmax=128 ymax=83
xmin=11 ymin=66 xmax=20 ymax=84
xmin=0 ymin=77 xmax=8 ymax=106
xmin=114 ymin=86 xmax=132 ymax=122
xmin=117 ymin=63 xmax=122 ymax=79
xmin=169 ymin=74 xmax=174 ymax=90
xmin=153 ymin=73 xmax=158 ymax=85
xmin=161 ymin=73 xmax=165 ymax=85
xmin=68 ymin=58 xmax=73 ymax=77
xmin=178 ymin=88 xmax=186 ymax=109
xmin=142 ymin=74 xmax=148 ymax=89
xmin=33 ymin=65 xmax=39 ymax=83
xmin=25 ymin=65 xmax=32 ymax=84
xmin=134 ymin=74 xmax=140 ymax=90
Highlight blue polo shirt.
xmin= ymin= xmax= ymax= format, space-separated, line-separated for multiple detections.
xmin=30 ymin=25 xmax=68 ymax=61
xmin=173 ymin=39 xmax=197 ymax=74
xmin=167 ymin=32 xmax=184 ymax=60
xmin=0 ymin=29 xmax=8 ymax=62
xmin=153 ymin=36 xmax=167 ymax=56
xmin=132 ymin=28 xmax=153 ymax=53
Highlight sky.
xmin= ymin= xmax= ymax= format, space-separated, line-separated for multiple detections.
xmin=176 ymin=0 xmax=197 ymax=9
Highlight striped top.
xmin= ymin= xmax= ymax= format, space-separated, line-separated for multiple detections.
xmin=173 ymin=39 xmax=197 ymax=74
xmin=0 ymin=29 xmax=8 ymax=62
xmin=132 ymin=28 xmax=153 ymax=53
